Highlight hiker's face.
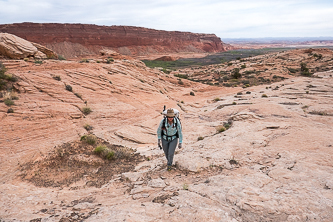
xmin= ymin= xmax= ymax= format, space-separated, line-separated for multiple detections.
xmin=167 ymin=117 xmax=173 ymax=122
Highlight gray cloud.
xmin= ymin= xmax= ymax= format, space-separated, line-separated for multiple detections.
xmin=0 ymin=0 xmax=332 ymax=38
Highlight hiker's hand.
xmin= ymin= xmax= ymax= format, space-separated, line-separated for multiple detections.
xmin=158 ymin=139 xmax=162 ymax=149
xmin=178 ymin=143 xmax=182 ymax=149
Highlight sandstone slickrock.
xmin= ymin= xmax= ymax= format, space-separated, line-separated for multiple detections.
xmin=0 ymin=33 xmax=57 ymax=59
xmin=0 ymin=49 xmax=333 ymax=221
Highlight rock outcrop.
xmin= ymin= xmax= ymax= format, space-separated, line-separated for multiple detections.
xmin=0 ymin=22 xmax=232 ymax=58
xmin=0 ymin=33 xmax=57 ymax=59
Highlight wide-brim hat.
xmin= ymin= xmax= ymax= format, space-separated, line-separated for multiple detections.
xmin=166 ymin=108 xmax=176 ymax=117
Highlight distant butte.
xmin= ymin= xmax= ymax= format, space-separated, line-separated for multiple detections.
xmin=0 ymin=22 xmax=234 ymax=58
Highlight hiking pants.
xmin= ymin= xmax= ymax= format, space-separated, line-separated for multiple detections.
xmin=162 ymin=138 xmax=178 ymax=166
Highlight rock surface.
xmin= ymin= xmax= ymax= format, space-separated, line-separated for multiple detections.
xmin=0 ymin=49 xmax=333 ymax=221
xmin=0 ymin=22 xmax=233 ymax=58
xmin=0 ymin=33 xmax=57 ymax=59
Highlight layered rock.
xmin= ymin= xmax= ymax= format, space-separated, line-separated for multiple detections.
xmin=0 ymin=33 xmax=57 ymax=59
xmin=0 ymin=22 xmax=231 ymax=58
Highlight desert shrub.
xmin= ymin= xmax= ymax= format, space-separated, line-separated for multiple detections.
xmin=178 ymin=79 xmax=184 ymax=85
xmin=4 ymin=98 xmax=14 ymax=106
xmin=53 ymin=75 xmax=61 ymax=81
xmin=34 ymin=60 xmax=43 ymax=64
xmin=84 ymin=124 xmax=93 ymax=131
xmin=223 ymin=75 xmax=230 ymax=81
xmin=106 ymin=57 xmax=114 ymax=64
xmin=287 ymin=67 xmax=298 ymax=73
xmin=300 ymin=63 xmax=312 ymax=76
xmin=161 ymin=68 xmax=171 ymax=74
xmin=262 ymin=94 xmax=268 ymax=98
xmin=94 ymin=145 xmax=115 ymax=160
xmin=237 ymin=92 xmax=243 ymax=95
xmin=197 ymin=136 xmax=204 ymax=141
xmin=190 ymin=91 xmax=195 ymax=96
xmin=174 ymin=74 xmax=188 ymax=79
xmin=213 ymin=97 xmax=221 ymax=102
xmin=81 ymin=134 xmax=97 ymax=145
xmin=65 ymin=85 xmax=72 ymax=92
xmin=224 ymin=123 xmax=231 ymax=129
xmin=58 ymin=55 xmax=66 ymax=60
xmin=231 ymin=68 xmax=241 ymax=79
xmin=183 ymin=184 xmax=189 ymax=190
xmin=7 ymin=108 xmax=14 ymax=113
xmin=82 ymin=107 xmax=92 ymax=115
xmin=217 ymin=126 xmax=226 ymax=133
xmin=241 ymin=64 xmax=246 ymax=69
xmin=232 ymin=101 xmax=237 ymax=105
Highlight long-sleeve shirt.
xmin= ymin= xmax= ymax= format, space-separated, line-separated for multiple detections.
xmin=157 ymin=117 xmax=183 ymax=143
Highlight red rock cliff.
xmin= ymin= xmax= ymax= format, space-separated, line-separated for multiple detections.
xmin=0 ymin=22 xmax=230 ymax=58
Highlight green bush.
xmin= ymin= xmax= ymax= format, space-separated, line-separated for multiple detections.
xmin=300 ymin=63 xmax=312 ymax=76
xmin=106 ymin=57 xmax=114 ymax=64
xmin=241 ymin=64 xmax=246 ymax=69
xmin=84 ymin=124 xmax=93 ymax=131
xmin=174 ymin=74 xmax=188 ymax=79
xmin=82 ymin=107 xmax=92 ymax=115
xmin=4 ymin=98 xmax=14 ymax=106
xmin=231 ymin=68 xmax=241 ymax=79
xmin=82 ymin=134 xmax=97 ymax=145
xmin=34 ymin=60 xmax=43 ymax=64
xmin=262 ymin=94 xmax=268 ymax=98
xmin=217 ymin=126 xmax=226 ymax=133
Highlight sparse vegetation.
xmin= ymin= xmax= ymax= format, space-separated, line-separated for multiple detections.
xmin=84 ymin=124 xmax=93 ymax=131
xmin=34 ymin=60 xmax=43 ymax=64
xmin=262 ymin=94 xmax=268 ymax=98
xmin=65 ymin=85 xmax=72 ymax=92
xmin=183 ymin=184 xmax=189 ymax=190
xmin=198 ymin=136 xmax=204 ymax=141
xmin=106 ymin=57 xmax=114 ymax=64
xmin=231 ymin=68 xmax=241 ymax=79
xmin=53 ymin=75 xmax=61 ymax=81
xmin=7 ymin=108 xmax=14 ymax=113
xmin=300 ymin=62 xmax=312 ymax=76
xmin=190 ymin=91 xmax=195 ymax=96
xmin=81 ymin=134 xmax=97 ymax=145
xmin=213 ymin=97 xmax=221 ymax=102
xmin=82 ymin=107 xmax=92 ymax=115
xmin=4 ymin=98 xmax=14 ymax=106
xmin=216 ymin=126 xmax=226 ymax=133
xmin=174 ymin=74 xmax=188 ymax=79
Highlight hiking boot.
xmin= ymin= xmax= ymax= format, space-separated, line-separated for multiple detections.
xmin=167 ymin=166 xmax=172 ymax=171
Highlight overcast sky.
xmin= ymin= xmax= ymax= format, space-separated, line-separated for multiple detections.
xmin=0 ymin=0 xmax=332 ymax=39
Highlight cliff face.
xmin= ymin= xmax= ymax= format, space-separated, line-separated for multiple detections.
xmin=0 ymin=23 xmax=230 ymax=58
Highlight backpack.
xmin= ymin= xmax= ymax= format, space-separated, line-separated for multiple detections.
xmin=161 ymin=107 xmax=182 ymax=138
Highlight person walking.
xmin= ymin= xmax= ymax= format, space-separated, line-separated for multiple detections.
xmin=157 ymin=108 xmax=183 ymax=171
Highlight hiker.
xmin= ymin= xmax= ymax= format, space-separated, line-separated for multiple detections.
xmin=157 ymin=108 xmax=183 ymax=171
